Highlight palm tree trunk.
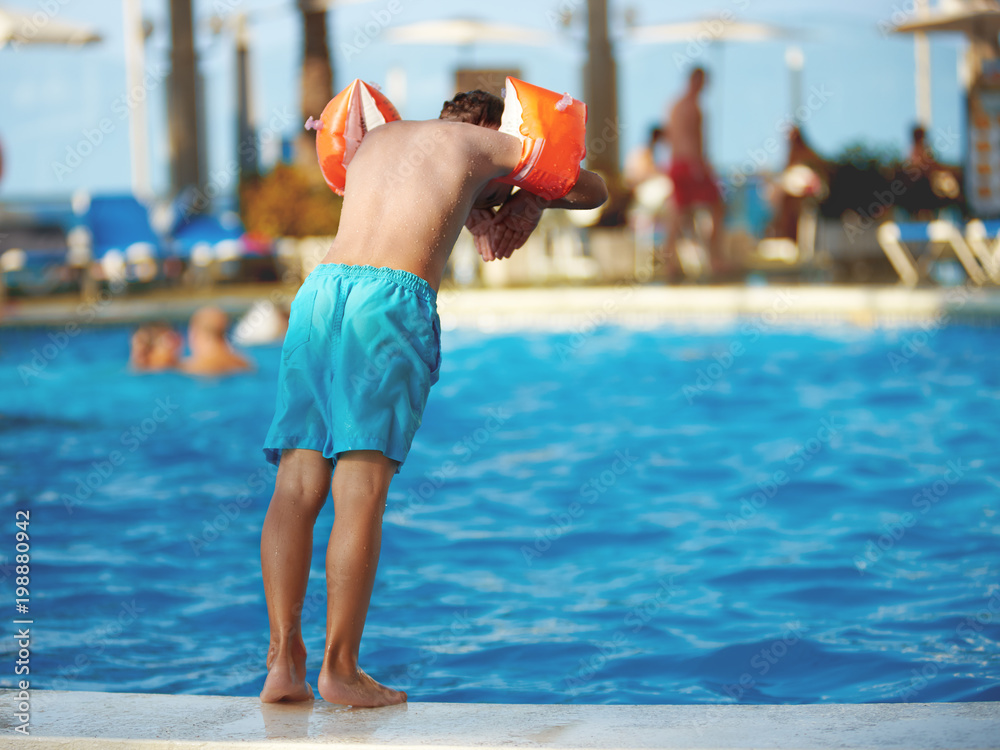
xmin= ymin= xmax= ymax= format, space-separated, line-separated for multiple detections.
xmin=585 ymin=0 xmax=620 ymax=188
xmin=297 ymin=1 xmax=334 ymax=173
xmin=169 ymin=0 xmax=201 ymax=200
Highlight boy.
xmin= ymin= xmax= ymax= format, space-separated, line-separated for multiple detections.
xmin=259 ymin=90 xmax=607 ymax=707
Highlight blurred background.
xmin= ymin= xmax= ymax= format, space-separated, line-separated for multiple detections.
xmin=1 ymin=0 xmax=998 ymax=293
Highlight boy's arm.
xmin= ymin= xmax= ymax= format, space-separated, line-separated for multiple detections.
xmin=487 ymin=169 xmax=608 ymax=260
xmin=546 ymin=169 xmax=609 ymax=210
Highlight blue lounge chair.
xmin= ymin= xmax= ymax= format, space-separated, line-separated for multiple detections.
xmin=82 ymin=194 xmax=164 ymax=282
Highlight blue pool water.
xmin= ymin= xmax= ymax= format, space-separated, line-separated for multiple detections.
xmin=1 ymin=321 xmax=998 ymax=704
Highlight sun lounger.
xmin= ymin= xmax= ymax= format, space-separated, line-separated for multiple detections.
xmin=876 ymin=220 xmax=987 ymax=286
xmin=964 ymin=219 xmax=1000 ymax=284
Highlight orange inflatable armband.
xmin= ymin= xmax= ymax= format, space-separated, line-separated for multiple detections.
xmin=308 ymin=79 xmax=401 ymax=196
xmin=497 ymin=77 xmax=588 ymax=201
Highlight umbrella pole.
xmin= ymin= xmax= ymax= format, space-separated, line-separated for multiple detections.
xmin=915 ymin=32 xmax=932 ymax=127
xmin=123 ymin=0 xmax=152 ymax=199
xmin=915 ymin=0 xmax=932 ymax=127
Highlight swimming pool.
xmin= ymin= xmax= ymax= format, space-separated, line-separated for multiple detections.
xmin=1 ymin=321 xmax=998 ymax=703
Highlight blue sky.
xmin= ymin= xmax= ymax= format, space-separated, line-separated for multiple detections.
xmin=0 ymin=0 xmax=966 ymax=198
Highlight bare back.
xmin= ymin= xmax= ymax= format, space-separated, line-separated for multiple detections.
xmin=668 ymin=93 xmax=704 ymax=163
xmin=321 ymin=120 xmax=521 ymax=290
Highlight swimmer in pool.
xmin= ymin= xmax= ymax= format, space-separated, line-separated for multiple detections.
xmin=181 ymin=306 xmax=252 ymax=376
xmin=258 ymin=89 xmax=607 ymax=707
xmin=129 ymin=322 xmax=183 ymax=372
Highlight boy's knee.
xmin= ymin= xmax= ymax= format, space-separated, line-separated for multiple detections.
xmin=272 ymin=486 xmax=328 ymax=518
xmin=334 ymin=482 xmax=388 ymax=517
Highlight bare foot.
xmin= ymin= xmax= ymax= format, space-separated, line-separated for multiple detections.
xmin=318 ymin=667 xmax=407 ymax=707
xmin=260 ymin=650 xmax=314 ymax=703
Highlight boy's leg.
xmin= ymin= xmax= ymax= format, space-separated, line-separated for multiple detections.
xmin=318 ymin=449 xmax=407 ymax=707
xmin=260 ymin=448 xmax=332 ymax=702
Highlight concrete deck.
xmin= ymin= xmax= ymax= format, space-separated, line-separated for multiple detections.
xmin=1 ymin=691 xmax=998 ymax=750
xmin=2 ymin=285 xmax=1000 ymax=329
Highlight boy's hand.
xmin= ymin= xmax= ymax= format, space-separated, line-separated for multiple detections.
xmin=489 ymin=191 xmax=545 ymax=260
xmin=465 ymin=208 xmax=498 ymax=261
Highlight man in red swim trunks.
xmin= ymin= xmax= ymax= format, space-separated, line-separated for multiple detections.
xmin=664 ymin=67 xmax=726 ymax=278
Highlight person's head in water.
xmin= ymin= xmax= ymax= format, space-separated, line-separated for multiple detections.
xmin=912 ymin=125 xmax=927 ymax=146
xmin=439 ymin=90 xmax=505 ymax=129
xmin=188 ymin=306 xmax=231 ymax=354
xmin=183 ymin=305 xmax=251 ymax=375
xmin=130 ymin=322 xmax=182 ymax=371
xmin=440 ymin=89 xmax=511 ymax=208
xmin=689 ymin=67 xmax=707 ymax=93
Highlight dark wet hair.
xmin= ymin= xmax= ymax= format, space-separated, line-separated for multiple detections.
xmin=439 ymin=90 xmax=505 ymax=129
xmin=912 ymin=125 xmax=926 ymax=143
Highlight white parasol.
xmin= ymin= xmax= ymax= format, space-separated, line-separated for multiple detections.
xmin=629 ymin=19 xmax=794 ymax=45
xmin=385 ymin=18 xmax=555 ymax=47
xmin=0 ymin=6 xmax=102 ymax=49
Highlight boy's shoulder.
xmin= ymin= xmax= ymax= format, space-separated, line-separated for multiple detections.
xmin=377 ymin=118 xmax=496 ymax=144
xmin=350 ymin=119 xmax=519 ymax=192
xmin=366 ymin=119 xmax=517 ymax=169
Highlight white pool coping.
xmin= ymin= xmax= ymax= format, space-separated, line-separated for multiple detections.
xmin=434 ymin=285 xmax=1000 ymax=331
xmin=3 ymin=285 xmax=1000 ymax=329
xmin=1 ymin=690 xmax=998 ymax=749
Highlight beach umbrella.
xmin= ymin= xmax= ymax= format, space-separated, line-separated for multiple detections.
xmin=385 ymin=18 xmax=556 ymax=48
xmin=0 ymin=7 xmax=102 ymax=49
xmin=0 ymin=7 xmax=101 ymax=189
xmin=890 ymin=0 xmax=1000 ymax=94
xmin=891 ymin=1 xmax=1000 ymax=216
xmin=629 ymin=19 xmax=794 ymax=45
xmin=892 ymin=1 xmax=1000 ymax=36
xmin=385 ymin=17 xmax=557 ymax=112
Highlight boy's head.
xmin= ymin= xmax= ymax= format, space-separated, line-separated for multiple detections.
xmin=439 ymin=90 xmax=505 ymax=129
xmin=441 ymin=89 xmax=512 ymax=209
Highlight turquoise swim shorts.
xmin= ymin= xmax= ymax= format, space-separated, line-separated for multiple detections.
xmin=263 ymin=263 xmax=440 ymax=472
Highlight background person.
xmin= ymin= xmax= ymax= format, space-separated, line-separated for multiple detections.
xmin=129 ymin=323 xmax=183 ymax=372
xmin=663 ymin=67 xmax=727 ymax=279
xmin=902 ymin=125 xmax=961 ymax=219
xmin=181 ymin=306 xmax=252 ymax=376
xmin=624 ymin=125 xmax=666 ymax=190
xmin=767 ymin=126 xmax=830 ymax=241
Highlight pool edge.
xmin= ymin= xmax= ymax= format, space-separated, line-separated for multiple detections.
xmin=3 ymin=285 xmax=1000 ymax=329
xmin=2 ymin=689 xmax=998 ymax=749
